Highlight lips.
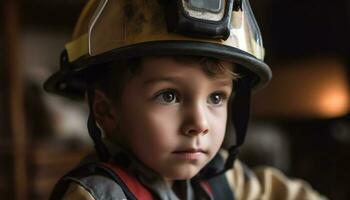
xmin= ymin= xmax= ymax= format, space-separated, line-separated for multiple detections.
xmin=173 ymin=148 xmax=207 ymax=154
xmin=172 ymin=148 xmax=207 ymax=160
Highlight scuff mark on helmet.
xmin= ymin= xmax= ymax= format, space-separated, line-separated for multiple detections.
xmin=124 ymin=0 xmax=146 ymax=35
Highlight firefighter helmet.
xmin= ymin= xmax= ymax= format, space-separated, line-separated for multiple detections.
xmin=44 ymin=0 xmax=271 ymax=98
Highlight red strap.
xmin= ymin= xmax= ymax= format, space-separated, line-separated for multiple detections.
xmin=200 ymin=180 xmax=213 ymax=196
xmin=102 ymin=162 xmax=154 ymax=200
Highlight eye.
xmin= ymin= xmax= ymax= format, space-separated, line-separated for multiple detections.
xmin=154 ymin=90 xmax=179 ymax=104
xmin=208 ymin=92 xmax=227 ymax=105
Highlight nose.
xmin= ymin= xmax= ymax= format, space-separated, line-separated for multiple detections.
xmin=181 ymin=103 xmax=209 ymax=136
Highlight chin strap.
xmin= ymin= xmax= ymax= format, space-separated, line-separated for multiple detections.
xmin=200 ymin=66 xmax=253 ymax=179
xmin=86 ymin=84 xmax=111 ymax=162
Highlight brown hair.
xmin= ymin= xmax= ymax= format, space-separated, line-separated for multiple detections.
xmin=93 ymin=56 xmax=239 ymax=101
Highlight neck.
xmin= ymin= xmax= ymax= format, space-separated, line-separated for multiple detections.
xmin=164 ymin=178 xmax=174 ymax=187
xmin=171 ymin=180 xmax=189 ymax=200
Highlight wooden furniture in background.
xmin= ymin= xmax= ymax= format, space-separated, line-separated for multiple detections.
xmin=1 ymin=0 xmax=28 ymax=199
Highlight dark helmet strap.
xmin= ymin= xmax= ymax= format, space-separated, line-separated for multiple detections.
xmin=86 ymin=84 xmax=111 ymax=162
xmin=225 ymin=66 xmax=253 ymax=170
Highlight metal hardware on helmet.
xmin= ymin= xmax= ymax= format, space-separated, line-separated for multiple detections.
xmin=187 ymin=0 xmax=222 ymax=13
xmin=162 ymin=0 xmax=234 ymax=39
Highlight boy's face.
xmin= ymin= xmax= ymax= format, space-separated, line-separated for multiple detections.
xmin=109 ymin=57 xmax=233 ymax=183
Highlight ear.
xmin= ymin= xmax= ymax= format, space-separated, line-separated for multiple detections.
xmin=93 ymin=90 xmax=119 ymax=136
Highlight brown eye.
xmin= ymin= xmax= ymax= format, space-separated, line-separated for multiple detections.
xmin=163 ymin=92 xmax=175 ymax=102
xmin=155 ymin=90 xmax=179 ymax=104
xmin=208 ymin=92 xmax=226 ymax=105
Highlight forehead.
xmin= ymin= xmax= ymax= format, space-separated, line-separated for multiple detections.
xmin=138 ymin=56 xmax=233 ymax=80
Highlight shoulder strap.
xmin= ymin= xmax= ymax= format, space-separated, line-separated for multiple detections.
xmin=50 ymin=162 xmax=153 ymax=200
xmin=102 ymin=162 xmax=154 ymax=200
xmin=198 ymin=172 xmax=235 ymax=200
xmin=199 ymin=153 xmax=235 ymax=200
xmin=206 ymin=173 xmax=235 ymax=200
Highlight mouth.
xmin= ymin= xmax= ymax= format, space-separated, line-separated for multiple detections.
xmin=173 ymin=148 xmax=207 ymax=154
xmin=172 ymin=148 xmax=208 ymax=160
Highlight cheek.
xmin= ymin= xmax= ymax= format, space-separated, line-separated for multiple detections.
xmin=208 ymin=110 xmax=227 ymax=150
xmin=141 ymin=107 xmax=180 ymax=146
xmin=122 ymin=103 xmax=180 ymax=151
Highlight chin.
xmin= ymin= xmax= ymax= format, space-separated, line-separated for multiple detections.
xmin=165 ymin=165 xmax=203 ymax=180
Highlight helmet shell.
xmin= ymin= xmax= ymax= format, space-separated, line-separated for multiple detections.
xmin=44 ymin=0 xmax=272 ymax=98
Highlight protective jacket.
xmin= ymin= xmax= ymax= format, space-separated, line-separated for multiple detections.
xmin=51 ymin=149 xmax=327 ymax=200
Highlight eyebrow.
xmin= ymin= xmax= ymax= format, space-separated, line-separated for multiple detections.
xmin=212 ymin=79 xmax=233 ymax=86
xmin=143 ymin=76 xmax=233 ymax=87
xmin=143 ymin=76 xmax=183 ymax=86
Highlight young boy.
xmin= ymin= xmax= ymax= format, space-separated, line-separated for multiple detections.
xmin=45 ymin=0 xmax=327 ymax=199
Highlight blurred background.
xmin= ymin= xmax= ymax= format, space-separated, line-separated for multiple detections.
xmin=0 ymin=0 xmax=349 ymax=199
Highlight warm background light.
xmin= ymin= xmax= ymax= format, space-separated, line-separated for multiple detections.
xmin=252 ymin=56 xmax=350 ymax=119
xmin=318 ymin=86 xmax=349 ymax=118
